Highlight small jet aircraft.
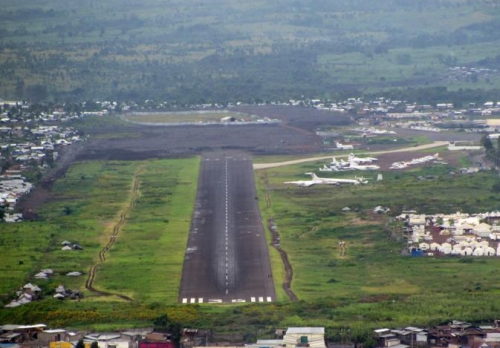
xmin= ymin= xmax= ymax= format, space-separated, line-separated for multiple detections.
xmin=284 ymin=173 xmax=368 ymax=187
xmin=335 ymin=141 xmax=354 ymax=150
xmin=347 ymin=153 xmax=378 ymax=164
xmin=322 ymin=157 xmax=379 ymax=171
xmin=390 ymin=153 xmax=440 ymax=170
xmin=346 ymin=161 xmax=380 ymax=171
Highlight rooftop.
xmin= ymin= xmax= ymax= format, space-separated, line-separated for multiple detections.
xmin=286 ymin=328 xmax=324 ymax=335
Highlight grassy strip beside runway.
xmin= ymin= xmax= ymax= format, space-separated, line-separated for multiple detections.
xmin=0 ymin=158 xmax=199 ymax=305
xmin=97 ymin=159 xmax=199 ymax=304
xmin=257 ymin=158 xmax=500 ymax=301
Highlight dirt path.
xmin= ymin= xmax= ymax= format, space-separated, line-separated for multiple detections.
xmin=268 ymin=217 xmax=298 ymax=302
xmin=84 ymin=166 xmax=143 ymax=301
xmin=253 ymin=141 xmax=449 ymax=170
xmin=263 ymin=173 xmax=298 ymax=301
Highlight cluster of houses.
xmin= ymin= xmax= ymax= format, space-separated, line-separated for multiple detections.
xmin=446 ymin=66 xmax=498 ymax=83
xmin=0 ymin=170 xmax=32 ymax=222
xmin=3 ymin=283 xmax=42 ymax=308
xmin=0 ymin=103 xmax=87 ymax=222
xmin=5 ymin=322 xmax=500 ymax=348
xmin=375 ymin=320 xmax=500 ymax=348
xmin=0 ymin=326 xmax=327 ymax=348
xmin=399 ymin=211 xmax=500 ymax=257
xmin=0 ymin=325 xmax=178 ymax=348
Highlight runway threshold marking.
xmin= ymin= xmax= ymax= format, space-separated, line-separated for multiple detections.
xmin=180 ymin=297 xmax=272 ymax=304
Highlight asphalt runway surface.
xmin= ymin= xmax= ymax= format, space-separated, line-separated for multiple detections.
xmin=178 ymin=152 xmax=276 ymax=304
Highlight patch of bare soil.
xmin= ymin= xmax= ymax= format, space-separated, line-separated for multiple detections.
xmin=17 ymin=142 xmax=86 ymax=217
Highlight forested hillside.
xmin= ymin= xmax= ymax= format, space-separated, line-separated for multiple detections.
xmin=1 ymin=0 xmax=500 ymax=103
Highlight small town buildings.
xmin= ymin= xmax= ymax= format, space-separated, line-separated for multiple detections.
xmin=282 ymin=327 xmax=326 ymax=348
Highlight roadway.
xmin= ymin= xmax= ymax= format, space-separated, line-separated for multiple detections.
xmin=178 ymin=152 xmax=276 ymax=304
xmin=253 ymin=141 xmax=450 ymax=170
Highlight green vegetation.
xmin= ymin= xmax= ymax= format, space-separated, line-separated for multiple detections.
xmin=0 ymin=158 xmax=199 ymax=306
xmin=97 ymin=159 xmax=199 ymax=303
xmin=2 ymin=0 xmax=500 ymax=104
xmin=256 ymin=155 xmax=500 ymax=317
xmin=5 ymin=152 xmax=500 ymax=336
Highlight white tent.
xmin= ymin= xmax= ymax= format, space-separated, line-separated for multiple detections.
xmin=441 ymin=242 xmax=452 ymax=250
xmin=430 ymin=243 xmax=441 ymax=251
xmin=454 ymin=228 xmax=464 ymax=236
xmin=469 ymin=240 xmax=480 ymax=249
xmin=66 ymin=272 xmax=82 ymax=277
xmin=461 ymin=248 xmax=473 ymax=256
xmin=473 ymin=248 xmax=484 ymax=256
xmin=474 ymin=223 xmax=492 ymax=238
xmin=485 ymin=247 xmax=496 ymax=256
xmin=419 ymin=243 xmax=429 ymax=251
xmin=441 ymin=247 xmax=452 ymax=255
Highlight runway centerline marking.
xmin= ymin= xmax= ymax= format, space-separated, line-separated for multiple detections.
xmin=225 ymin=157 xmax=229 ymax=295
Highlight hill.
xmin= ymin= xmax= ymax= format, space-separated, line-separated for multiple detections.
xmin=1 ymin=0 xmax=500 ymax=103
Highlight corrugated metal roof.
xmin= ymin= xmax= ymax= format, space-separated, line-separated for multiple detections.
xmin=286 ymin=328 xmax=324 ymax=335
xmin=43 ymin=330 xmax=66 ymax=334
xmin=390 ymin=344 xmax=410 ymax=348
xmin=0 ymin=326 xmax=20 ymax=331
xmin=256 ymin=340 xmax=283 ymax=345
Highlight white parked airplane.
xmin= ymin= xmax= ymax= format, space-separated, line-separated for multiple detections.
xmin=335 ymin=141 xmax=354 ymax=150
xmin=284 ymin=173 xmax=368 ymax=187
xmin=348 ymin=153 xmax=378 ymax=164
xmin=322 ymin=158 xmax=379 ymax=171
xmin=390 ymin=153 xmax=440 ymax=170
xmin=347 ymin=162 xmax=380 ymax=171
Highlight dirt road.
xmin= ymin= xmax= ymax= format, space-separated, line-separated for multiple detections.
xmin=253 ymin=141 xmax=450 ymax=170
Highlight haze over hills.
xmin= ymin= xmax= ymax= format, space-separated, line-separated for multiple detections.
xmin=1 ymin=0 xmax=500 ymax=104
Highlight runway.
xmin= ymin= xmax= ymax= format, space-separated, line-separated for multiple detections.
xmin=178 ymin=152 xmax=276 ymax=304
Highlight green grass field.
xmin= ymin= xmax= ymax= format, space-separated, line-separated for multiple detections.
xmin=0 ymin=158 xmax=199 ymax=308
xmin=6 ymin=150 xmax=500 ymax=334
xmin=257 ymin=152 xmax=500 ymax=305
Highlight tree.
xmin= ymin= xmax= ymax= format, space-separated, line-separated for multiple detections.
xmin=153 ymin=314 xmax=182 ymax=344
xmin=0 ymin=206 xmax=5 ymax=221
xmin=481 ymin=134 xmax=493 ymax=150
xmin=75 ymin=339 xmax=85 ymax=348
xmin=492 ymin=181 xmax=500 ymax=193
xmin=26 ymin=84 xmax=49 ymax=104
